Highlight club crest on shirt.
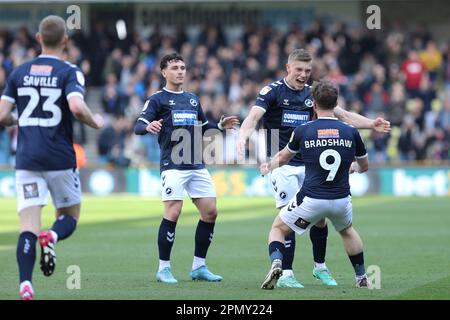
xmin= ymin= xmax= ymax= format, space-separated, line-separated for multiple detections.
xmin=304 ymin=99 xmax=313 ymax=108
xmin=190 ymin=99 xmax=198 ymax=106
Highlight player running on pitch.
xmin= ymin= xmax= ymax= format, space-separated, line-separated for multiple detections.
xmin=0 ymin=15 xmax=104 ymax=300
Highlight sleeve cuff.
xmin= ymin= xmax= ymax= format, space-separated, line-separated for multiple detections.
xmin=252 ymin=105 xmax=267 ymax=113
xmin=355 ymin=153 xmax=368 ymax=159
xmin=66 ymin=92 xmax=84 ymax=100
xmin=138 ymin=117 xmax=150 ymax=125
xmin=1 ymin=95 xmax=15 ymax=104
xmin=286 ymin=145 xmax=299 ymax=154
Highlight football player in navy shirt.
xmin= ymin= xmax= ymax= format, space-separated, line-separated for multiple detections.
xmin=0 ymin=16 xmax=104 ymax=300
xmin=134 ymin=53 xmax=239 ymax=284
xmin=239 ymin=49 xmax=389 ymax=288
xmin=260 ymin=80 xmax=370 ymax=289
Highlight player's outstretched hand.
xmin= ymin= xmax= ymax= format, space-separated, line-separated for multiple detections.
xmin=93 ymin=114 xmax=104 ymax=129
xmin=219 ymin=115 xmax=240 ymax=130
xmin=259 ymin=163 xmax=270 ymax=176
xmin=373 ymin=117 xmax=391 ymax=133
xmin=147 ymin=119 xmax=163 ymax=134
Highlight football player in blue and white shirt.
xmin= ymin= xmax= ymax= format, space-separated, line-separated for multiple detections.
xmin=134 ymin=53 xmax=239 ymax=284
xmin=239 ymin=49 xmax=389 ymax=288
xmin=0 ymin=16 xmax=104 ymax=300
xmin=260 ymin=80 xmax=371 ymax=289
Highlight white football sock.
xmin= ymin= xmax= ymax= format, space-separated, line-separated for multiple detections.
xmin=314 ymin=262 xmax=327 ymax=270
xmin=192 ymin=256 xmax=206 ymax=270
xmin=282 ymin=269 xmax=294 ymax=277
xmin=158 ymin=260 xmax=171 ymax=272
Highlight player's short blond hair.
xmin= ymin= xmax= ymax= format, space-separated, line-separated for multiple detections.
xmin=39 ymin=15 xmax=66 ymax=48
xmin=288 ymin=49 xmax=312 ymax=64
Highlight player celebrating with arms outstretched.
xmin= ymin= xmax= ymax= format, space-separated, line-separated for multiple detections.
xmin=0 ymin=15 xmax=104 ymax=300
xmin=239 ymin=49 xmax=388 ymax=288
xmin=260 ymin=80 xmax=370 ymax=290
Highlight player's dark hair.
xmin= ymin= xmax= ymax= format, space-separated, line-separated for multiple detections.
xmin=39 ymin=15 xmax=66 ymax=48
xmin=160 ymin=53 xmax=184 ymax=70
xmin=312 ymin=80 xmax=339 ymax=110
xmin=288 ymin=49 xmax=312 ymax=64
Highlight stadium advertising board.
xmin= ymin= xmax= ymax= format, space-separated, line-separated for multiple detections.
xmin=0 ymin=167 xmax=447 ymax=197
xmin=126 ymin=168 xmax=274 ymax=197
xmin=79 ymin=169 xmax=127 ymax=195
xmin=128 ymin=168 xmax=379 ymax=197
xmin=380 ymin=168 xmax=450 ymax=196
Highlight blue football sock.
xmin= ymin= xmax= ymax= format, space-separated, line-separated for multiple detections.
xmin=158 ymin=218 xmax=177 ymax=261
xmin=283 ymin=231 xmax=295 ymax=270
xmin=51 ymin=215 xmax=77 ymax=241
xmin=194 ymin=220 xmax=215 ymax=258
xmin=269 ymin=241 xmax=285 ymax=262
xmin=17 ymin=232 xmax=37 ymax=283
xmin=349 ymin=252 xmax=366 ymax=277
xmin=310 ymin=225 xmax=328 ymax=264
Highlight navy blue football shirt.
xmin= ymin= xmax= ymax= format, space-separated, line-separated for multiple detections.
xmin=287 ymin=117 xmax=367 ymax=199
xmin=254 ymin=78 xmax=314 ymax=166
xmin=1 ymin=54 xmax=85 ymax=170
xmin=135 ymin=88 xmax=211 ymax=172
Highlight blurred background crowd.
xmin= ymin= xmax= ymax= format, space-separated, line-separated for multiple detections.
xmin=1 ymin=15 xmax=449 ymax=167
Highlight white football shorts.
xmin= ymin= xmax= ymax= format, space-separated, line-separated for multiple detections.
xmin=160 ymin=169 xmax=216 ymax=201
xmin=279 ymin=194 xmax=353 ymax=235
xmin=268 ymin=165 xmax=305 ymax=208
xmin=16 ymin=169 xmax=82 ymax=213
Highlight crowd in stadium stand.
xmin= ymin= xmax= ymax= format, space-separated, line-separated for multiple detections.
xmin=1 ymin=20 xmax=449 ymax=167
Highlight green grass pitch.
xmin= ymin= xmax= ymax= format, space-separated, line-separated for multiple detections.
xmin=0 ymin=195 xmax=449 ymax=300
